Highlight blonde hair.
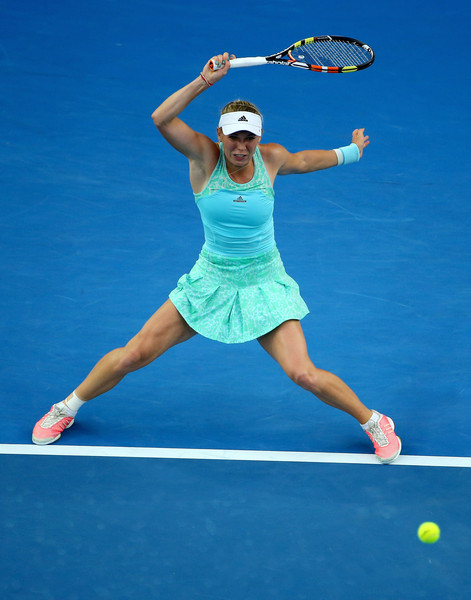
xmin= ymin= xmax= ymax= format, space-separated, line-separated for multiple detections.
xmin=220 ymin=100 xmax=262 ymax=118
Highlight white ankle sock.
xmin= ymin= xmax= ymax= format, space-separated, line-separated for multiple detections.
xmin=60 ymin=391 xmax=86 ymax=417
xmin=361 ymin=410 xmax=380 ymax=431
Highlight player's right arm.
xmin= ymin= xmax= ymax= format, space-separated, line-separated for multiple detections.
xmin=152 ymin=77 xmax=213 ymax=159
xmin=151 ymin=53 xmax=233 ymax=184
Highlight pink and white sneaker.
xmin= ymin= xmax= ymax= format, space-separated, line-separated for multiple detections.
xmin=32 ymin=404 xmax=74 ymax=445
xmin=365 ymin=410 xmax=402 ymax=464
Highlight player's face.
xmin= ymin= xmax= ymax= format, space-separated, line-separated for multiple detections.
xmin=218 ymin=130 xmax=261 ymax=170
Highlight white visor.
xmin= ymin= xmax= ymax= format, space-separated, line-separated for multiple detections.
xmin=218 ymin=111 xmax=262 ymax=136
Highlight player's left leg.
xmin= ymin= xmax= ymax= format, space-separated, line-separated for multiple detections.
xmin=258 ymin=319 xmax=371 ymax=422
xmin=257 ymin=320 xmax=401 ymax=462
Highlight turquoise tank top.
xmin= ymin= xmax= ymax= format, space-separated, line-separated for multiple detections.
xmin=194 ymin=143 xmax=275 ymax=257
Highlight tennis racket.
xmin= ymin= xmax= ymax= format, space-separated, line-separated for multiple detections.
xmin=211 ymin=36 xmax=374 ymax=73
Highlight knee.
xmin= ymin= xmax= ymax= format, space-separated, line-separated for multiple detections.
xmin=290 ymin=367 xmax=322 ymax=394
xmin=115 ymin=341 xmax=151 ymax=374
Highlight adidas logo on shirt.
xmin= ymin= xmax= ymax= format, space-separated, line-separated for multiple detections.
xmin=233 ymin=196 xmax=246 ymax=203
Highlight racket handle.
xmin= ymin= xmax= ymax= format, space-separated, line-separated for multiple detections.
xmin=210 ymin=56 xmax=267 ymax=71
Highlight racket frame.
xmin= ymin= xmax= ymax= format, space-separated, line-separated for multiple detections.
xmin=221 ymin=35 xmax=375 ymax=73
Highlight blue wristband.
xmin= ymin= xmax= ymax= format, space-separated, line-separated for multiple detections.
xmin=336 ymin=143 xmax=360 ymax=166
xmin=340 ymin=142 xmax=360 ymax=165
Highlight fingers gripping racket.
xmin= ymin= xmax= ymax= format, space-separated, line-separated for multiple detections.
xmin=211 ymin=36 xmax=374 ymax=73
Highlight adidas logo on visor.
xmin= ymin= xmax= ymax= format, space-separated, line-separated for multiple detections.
xmin=238 ymin=115 xmax=248 ymax=122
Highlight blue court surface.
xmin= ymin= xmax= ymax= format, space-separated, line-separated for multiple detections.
xmin=1 ymin=0 xmax=470 ymax=598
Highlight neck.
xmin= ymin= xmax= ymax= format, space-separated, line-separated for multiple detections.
xmin=225 ymin=158 xmax=255 ymax=183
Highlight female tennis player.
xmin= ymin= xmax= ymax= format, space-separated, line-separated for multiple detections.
xmin=33 ymin=52 xmax=401 ymax=463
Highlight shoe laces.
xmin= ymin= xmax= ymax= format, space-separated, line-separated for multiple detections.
xmin=368 ymin=419 xmax=392 ymax=448
xmin=42 ymin=405 xmax=69 ymax=428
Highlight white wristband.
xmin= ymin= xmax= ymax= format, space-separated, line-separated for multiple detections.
xmin=334 ymin=148 xmax=344 ymax=166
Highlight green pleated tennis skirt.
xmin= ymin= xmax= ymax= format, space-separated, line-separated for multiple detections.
xmin=169 ymin=246 xmax=309 ymax=344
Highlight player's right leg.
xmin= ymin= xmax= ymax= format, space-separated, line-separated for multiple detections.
xmin=32 ymin=300 xmax=196 ymax=445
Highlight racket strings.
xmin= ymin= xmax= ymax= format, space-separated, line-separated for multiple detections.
xmin=295 ymin=41 xmax=371 ymax=67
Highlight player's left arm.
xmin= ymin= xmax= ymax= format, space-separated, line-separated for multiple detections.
xmin=264 ymin=128 xmax=369 ymax=176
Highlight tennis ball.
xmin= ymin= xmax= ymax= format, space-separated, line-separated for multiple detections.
xmin=418 ymin=522 xmax=440 ymax=544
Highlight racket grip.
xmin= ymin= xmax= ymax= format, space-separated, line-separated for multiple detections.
xmin=210 ymin=57 xmax=267 ymax=70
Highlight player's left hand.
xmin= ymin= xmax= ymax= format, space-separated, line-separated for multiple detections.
xmin=352 ymin=128 xmax=369 ymax=157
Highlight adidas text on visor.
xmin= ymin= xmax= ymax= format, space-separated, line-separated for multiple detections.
xmin=218 ymin=111 xmax=262 ymax=136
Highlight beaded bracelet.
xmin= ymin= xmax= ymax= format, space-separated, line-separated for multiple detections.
xmin=200 ymin=72 xmax=213 ymax=87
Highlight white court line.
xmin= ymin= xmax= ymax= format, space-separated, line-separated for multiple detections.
xmin=1 ymin=444 xmax=470 ymax=467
